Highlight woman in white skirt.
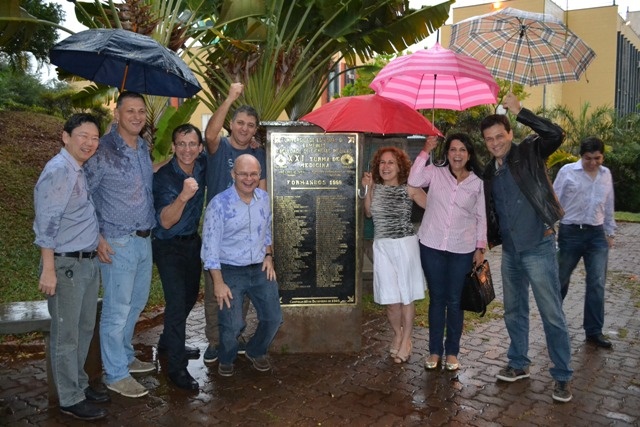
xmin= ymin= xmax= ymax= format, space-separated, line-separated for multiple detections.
xmin=362 ymin=146 xmax=427 ymax=364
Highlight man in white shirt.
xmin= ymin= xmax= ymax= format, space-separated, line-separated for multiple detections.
xmin=554 ymin=136 xmax=616 ymax=349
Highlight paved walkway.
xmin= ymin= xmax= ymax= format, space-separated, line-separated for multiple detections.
xmin=1 ymin=223 xmax=639 ymax=426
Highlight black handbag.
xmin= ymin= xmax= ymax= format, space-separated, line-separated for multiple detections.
xmin=460 ymin=260 xmax=495 ymax=317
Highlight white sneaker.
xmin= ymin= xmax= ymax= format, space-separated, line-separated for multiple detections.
xmin=128 ymin=357 xmax=156 ymax=373
xmin=106 ymin=376 xmax=148 ymax=398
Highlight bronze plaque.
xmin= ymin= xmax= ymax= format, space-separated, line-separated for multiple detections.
xmin=270 ymin=132 xmax=359 ymax=305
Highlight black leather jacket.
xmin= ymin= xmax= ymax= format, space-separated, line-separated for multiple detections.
xmin=483 ymin=108 xmax=565 ymax=248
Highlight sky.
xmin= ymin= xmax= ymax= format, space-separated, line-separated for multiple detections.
xmin=38 ymin=0 xmax=638 ymax=81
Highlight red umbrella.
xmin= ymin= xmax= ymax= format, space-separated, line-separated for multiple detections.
xmin=369 ymin=42 xmax=499 ymax=111
xmin=301 ymin=94 xmax=442 ymax=136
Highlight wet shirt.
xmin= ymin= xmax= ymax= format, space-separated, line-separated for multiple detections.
xmin=201 ymin=186 xmax=272 ymax=270
xmin=84 ymin=125 xmax=156 ymax=238
xmin=205 ymin=136 xmax=267 ymax=204
xmin=370 ymin=184 xmax=415 ymax=239
xmin=152 ymin=155 xmax=206 ymax=239
xmin=554 ymin=160 xmax=616 ymax=236
xmin=492 ymin=160 xmax=546 ymax=252
xmin=33 ymin=148 xmax=99 ymax=252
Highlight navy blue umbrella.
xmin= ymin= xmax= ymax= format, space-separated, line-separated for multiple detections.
xmin=49 ymin=29 xmax=201 ymax=98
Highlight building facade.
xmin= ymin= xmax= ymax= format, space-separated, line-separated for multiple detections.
xmin=440 ymin=0 xmax=640 ymax=115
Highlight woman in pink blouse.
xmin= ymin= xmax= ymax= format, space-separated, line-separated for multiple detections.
xmin=408 ymin=133 xmax=487 ymax=371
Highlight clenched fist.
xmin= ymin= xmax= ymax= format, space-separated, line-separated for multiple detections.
xmin=179 ymin=177 xmax=199 ymax=202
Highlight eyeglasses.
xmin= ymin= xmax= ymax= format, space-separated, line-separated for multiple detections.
xmin=234 ymin=172 xmax=260 ymax=179
xmin=174 ymin=141 xmax=200 ymax=149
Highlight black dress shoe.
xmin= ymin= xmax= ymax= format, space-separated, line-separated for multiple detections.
xmin=168 ymin=369 xmax=199 ymax=391
xmin=158 ymin=344 xmax=201 ymax=360
xmin=587 ymin=334 xmax=613 ymax=348
xmin=85 ymin=385 xmax=111 ymax=403
xmin=60 ymin=400 xmax=108 ymax=420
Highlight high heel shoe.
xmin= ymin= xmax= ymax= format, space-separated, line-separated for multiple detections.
xmin=393 ymin=342 xmax=412 ymax=364
xmin=445 ymin=356 xmax=460 ymax=371
xmin=424 ymin=355 xmax=440 ymax=370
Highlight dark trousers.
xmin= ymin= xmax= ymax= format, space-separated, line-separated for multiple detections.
xmin=152 ymin=235 xmax=201 ymax=374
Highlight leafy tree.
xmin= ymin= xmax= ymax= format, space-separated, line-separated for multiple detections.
xmin=0 ymin=0 xmax=63 ymax=72
xmin=194 ymin=0 xmax=455 ymax=121
xmin=1 ymin=0 xmax=455 ymax=156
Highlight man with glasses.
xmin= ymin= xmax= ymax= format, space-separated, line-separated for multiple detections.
xmin=481 ymin=93 xmax=573 ymax=403
xmin=201 ymin=154 xmax=282 ymax=377
xmin=152 ymin=124 xmax=206 ymax=390
xmin=201 ymin=83 xmax=267 ymax=364
xmin=34 ymin=113 xmax=108 ymax=420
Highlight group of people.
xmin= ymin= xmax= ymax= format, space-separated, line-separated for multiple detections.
xmin=364 ymin=92 xmax=616 ymax=404
xmin=33 ymin=85 xmax=282 ymax=421
xmin=33 ymin=85 xmax=616 ymax=419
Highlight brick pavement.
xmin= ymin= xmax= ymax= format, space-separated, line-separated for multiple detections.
xmin=1 ymin=223 xmax=639 ymax=426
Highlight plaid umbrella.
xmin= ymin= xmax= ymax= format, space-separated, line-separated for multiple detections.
xmin=369 ymin=42 xmax=499 ymax=111
xmin=449 ymin=7 xmax=596 ymax=87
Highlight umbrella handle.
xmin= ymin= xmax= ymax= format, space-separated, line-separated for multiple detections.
xmin=121 ymin=62 xmax=130 ymax=92
xmin=357 ymin=185 xmax=368 ymax=199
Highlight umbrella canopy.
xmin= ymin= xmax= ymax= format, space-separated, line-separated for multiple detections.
xmin=369 ymin=42 xmax=499 ymax=110
xmin=49 ymin=29 xmax=202 ymax=98
xmin=301 ymin=95 xmax=442 ymax=136
xmin=449 ymin=7 xmax=596 ymax=87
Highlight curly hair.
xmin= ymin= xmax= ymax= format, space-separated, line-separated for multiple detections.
xmin=370 ymin=146 xmax=412 ymax=185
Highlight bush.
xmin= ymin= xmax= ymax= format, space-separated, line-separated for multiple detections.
xmin=607 ymin=142 xmax=640 ymax=213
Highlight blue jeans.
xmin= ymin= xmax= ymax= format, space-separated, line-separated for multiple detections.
xmin=46 ymin=256 xmax=100 ymax=407
xmin=557 ymin=224 xmax=609 ymax=336
xmin=153 ymin=235 xmax=201 ymax=374
xmin=217 ymin=263 xmax=283 ymax=365
xmin=99 ymin=234 xmax=152 ymax=383
xmin=501 ymin=234 xmax=573 ymax=381
xmin=420 ymin=244 xmax=473 ymax=357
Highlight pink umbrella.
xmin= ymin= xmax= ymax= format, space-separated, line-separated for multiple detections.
xmin=369 ymin=42 xmax=499 ymax=111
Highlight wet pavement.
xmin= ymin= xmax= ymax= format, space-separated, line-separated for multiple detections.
xmin=1 ymin=223 xmax=639 ymax=426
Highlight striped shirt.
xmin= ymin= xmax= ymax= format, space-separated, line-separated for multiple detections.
xmin=370 ymin=184 xmax=415 ymax=239
xmin=408 ymin=151 xmax=486 ymax=254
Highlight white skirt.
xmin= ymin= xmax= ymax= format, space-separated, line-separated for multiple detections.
xmin=373 ymin=235 xmax=426 ymax=305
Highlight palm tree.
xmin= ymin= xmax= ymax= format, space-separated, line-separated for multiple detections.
xmin=191 ymin=0 xmax=454 ymax=121
xmin=2 ymin=0 xmax=454 ymax=151
xmin=540 ymin=103 xmax=614 ymax=171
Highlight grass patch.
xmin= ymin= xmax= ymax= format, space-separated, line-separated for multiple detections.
xmin=615 ymin=211 xmax=640 ymax=222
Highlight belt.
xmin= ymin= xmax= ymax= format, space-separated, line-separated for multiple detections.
xmin=172 ymin=233 xmax=198 ymax=241
xmin=563 ymin=223 xmax=601 ymax=230
xmin=135 ymin=229 xmax=151 ymax=238
xmin=54 ymin=251 xmax=98 ymax=259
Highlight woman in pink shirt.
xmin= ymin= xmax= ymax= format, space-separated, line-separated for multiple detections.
xmin=408 ymin=133 xmax=487 ymax=371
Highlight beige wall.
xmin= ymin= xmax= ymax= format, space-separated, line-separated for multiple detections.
xmin=441 ymin=1 xmax=640 ymax=114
